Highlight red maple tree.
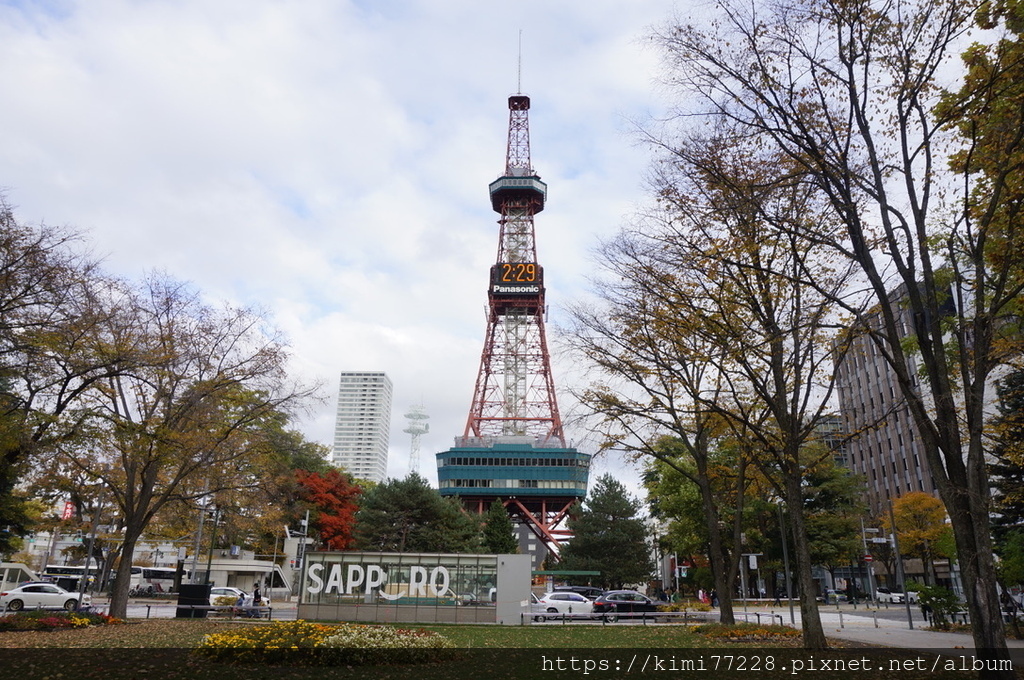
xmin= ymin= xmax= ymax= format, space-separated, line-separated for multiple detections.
xmin=295 ymin=469 xmax=362 ymax=550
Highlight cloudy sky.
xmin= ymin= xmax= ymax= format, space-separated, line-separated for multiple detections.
xmin=0 ymin=0 xmax=678 ymax=491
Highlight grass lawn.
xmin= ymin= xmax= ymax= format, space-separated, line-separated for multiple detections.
xmin=418 ymin=621 xmax=725 ymax=647
xmin=0 ymin=618 xmax=972 ymax=680
xmin=0 ymin=619 xmax=750 ymax=680
xmin=0 ymin=618 xmax=728 ymax=648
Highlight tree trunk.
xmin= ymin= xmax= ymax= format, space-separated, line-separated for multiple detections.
xmin=786 ymin=475 xmax=827 ymax=649
xmin=698 ymin=476 xmax=737 ymax=625
xmin=106 ymin=530 xmax=141 ymax=619
xmin=945 ymin=486 xmax=1012 ymax=676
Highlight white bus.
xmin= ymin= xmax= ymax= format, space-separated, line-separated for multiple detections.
xmin=129 ymin=566 xmax=181 ymax=595
xmin=41 ymin=564 xmax=99 ymax=590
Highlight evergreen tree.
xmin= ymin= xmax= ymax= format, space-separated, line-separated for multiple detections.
xmin=423 ymin=497 xmax=483 ymax=554
xmin=559 ymin=474 xmax=654 ymax=589
xmin=990 ymin=368 xmax=1024 ymax=605
xmin=482 ymin=501 xmax=519 ymax=554
xmin=354 ymin=473 xmax=482 ymax=553
xmin=990 ymin=368 xmax=1024 ymax=545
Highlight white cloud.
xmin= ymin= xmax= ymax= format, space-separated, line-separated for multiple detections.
xmin=0 ymin=0 xmax=672 ymax=492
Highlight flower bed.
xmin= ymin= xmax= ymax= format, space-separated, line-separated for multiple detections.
xmin=193 ymin=620 xmax=457 ymax=666
xmin=0 ymin=610 xmax=124 ymax=632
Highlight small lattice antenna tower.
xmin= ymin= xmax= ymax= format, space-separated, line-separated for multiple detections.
xmin=402 ymin=404 xmax=430 ymax=475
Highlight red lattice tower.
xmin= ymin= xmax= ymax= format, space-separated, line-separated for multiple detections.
xmin=464 ymin=93 xmax=564 ymax=446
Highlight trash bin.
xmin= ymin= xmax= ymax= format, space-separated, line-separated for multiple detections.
xmin=176 ymin=583 xmax=212 ymax=618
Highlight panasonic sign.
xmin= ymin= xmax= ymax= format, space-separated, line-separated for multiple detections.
xmin=493 ymin=284 xmax=541 ymax=294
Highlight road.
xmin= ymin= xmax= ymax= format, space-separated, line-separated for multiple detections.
xmin=91 ymin=598 xmax=299 ymax=621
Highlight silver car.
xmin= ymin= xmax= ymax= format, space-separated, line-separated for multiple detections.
xmin=0 ymin=582 xmax=91 ymax=611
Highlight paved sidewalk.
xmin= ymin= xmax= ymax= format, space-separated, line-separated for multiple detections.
xmin=740 ymin=605 xmax=1024 ymax=653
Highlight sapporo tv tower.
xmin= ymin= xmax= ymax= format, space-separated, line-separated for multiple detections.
xmin=436 ymin=92 xmax=590 ymax=562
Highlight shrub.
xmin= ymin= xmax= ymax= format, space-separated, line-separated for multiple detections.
xmin=693 ymin=622 xmax=801 ymax=641
xmin=193 ymin=620 xmax=456 ymax=666
xmin=658 ymin=600 xmax=712 ymax=612
xmin=0 ymin=610 xmax=124 ymax=632
xmin=917 ymin=585 xmax=964 ymax=630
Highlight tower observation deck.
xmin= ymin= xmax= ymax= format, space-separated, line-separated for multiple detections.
xmin=437 ymin=94 xmax=590 ymax=560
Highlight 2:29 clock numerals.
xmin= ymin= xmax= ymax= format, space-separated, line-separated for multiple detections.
xmin=500 ymin=263 xmax=537 ymax=283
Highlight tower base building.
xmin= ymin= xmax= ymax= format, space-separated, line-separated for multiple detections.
xmin=438 ymin=435 xmax=588 ymax=565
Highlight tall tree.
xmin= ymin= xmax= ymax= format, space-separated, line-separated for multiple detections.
xmin=296 ymin=469 xmax=361 ymax=550
xmin=990 ymin=366 xmax=1024 ymax=626
xmin=482 ymin=501 xmax=519 ymax=554
xmin=882 ymin=492 xmax=955 ymax=586
xmin=354 ymin=474 xmax=482 ymax=553
xmin=802 ymin=454 xmax=868 ymax=594
xmin=565 ymin=234 xmax=755 ymax=623
xmin=571 ymin=132 xmax=850 ymax=645
xmin=54 ymin=274 xmax=310 ymax=618
xmin=139 ymin=418 xmax=331 ymax=569
xmin=559 ymin=474 xmax=654 ymax=590
xmin=0 ymin=198 xmax=129 ymax=557
xmin=990 ymin=368 xmax=1024 ymax=544
xmin=653 ymin=0 xmax=1021 ymax=660
xmin=638 ymin=436 xmax=746 ymax=621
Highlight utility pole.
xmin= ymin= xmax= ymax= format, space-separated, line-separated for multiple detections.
xmin=78 ymin=491 xmax=104 ymax=599
xmin=294 ymin=510 xmax=309 ymax=598
xmin=861 ymin=520 xmax=880 ymax=605
xmin=888 ymin=499 xmax=914 ymax=629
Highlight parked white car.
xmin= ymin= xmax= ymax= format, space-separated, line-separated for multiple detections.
xmin=876 ymin=586 xmax=917 ymax=603
xmin=209 ymin=586 xmax=247 ymax=605
xmin=0 ymin=582 xmax=91 ymax=611
xmin=536 ymin=591 xmax=594 ymax=618
xmin=893 ymin=589 xmax=919 ymax=604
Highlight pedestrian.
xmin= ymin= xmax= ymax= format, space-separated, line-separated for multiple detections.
xmin=773 ymin=588 xmax=782 ymax=607
xmin=710 ymin=590 xmax=718 ymax=607
xmin=253 ymin=582 xmax=262 ymax=606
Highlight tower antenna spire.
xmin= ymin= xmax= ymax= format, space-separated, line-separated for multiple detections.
xmin=517 ymin=30 xmax=523 ymax=93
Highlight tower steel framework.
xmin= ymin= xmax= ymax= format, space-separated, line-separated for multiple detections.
xmin=437 ymin=94 xmax=589 ymax=560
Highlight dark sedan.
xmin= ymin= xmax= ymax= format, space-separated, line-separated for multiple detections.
xmin=591 ymin=590 xmax=661 ymax=621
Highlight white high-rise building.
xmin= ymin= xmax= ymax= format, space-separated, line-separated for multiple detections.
xmin=331 ymin=372 xmax=393 ymax=482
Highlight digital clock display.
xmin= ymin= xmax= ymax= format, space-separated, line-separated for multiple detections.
xmin=496 ymin=262 xmax=539 ymax=283
xmin=490 ymin=262 xmax=543 ymax=296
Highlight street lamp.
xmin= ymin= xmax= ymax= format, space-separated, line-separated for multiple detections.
xmin=204 ymin=505 xmax=221 ymax=586
xmin=777 ymin=504 xmax=795 ymax=624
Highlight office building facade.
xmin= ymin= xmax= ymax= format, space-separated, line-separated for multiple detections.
xmin=834 ymin=308 xmax=939 ymax=518
xmin=331 ymin=372 xmax=393 ymax=483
